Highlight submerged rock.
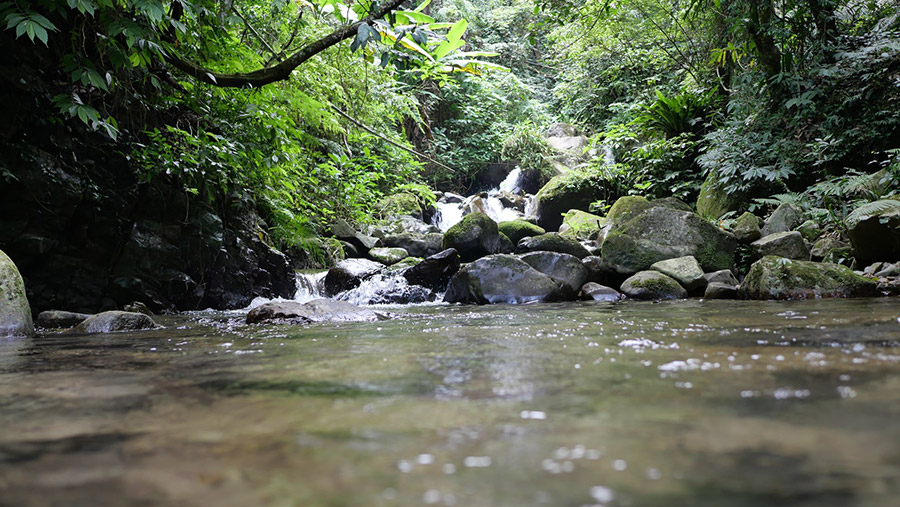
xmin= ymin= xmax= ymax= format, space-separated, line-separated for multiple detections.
xmin=36 ymin=310 xmax=92 ymax=329
xmin=247 ymin=299 xmax=382 ymax=324
xmin=0 ymin=249 xmax=33 ymax=337
xmin=442 ymin=212 xmax=501 ymax=262
xmin=498 ymin=220 xmax=545 ymax=244
xmin=760 ymin=203 xmax=804 ymax=237
xmin=323 ymin=258 xmax=384 ymax=297
xmin=620 ymin=271 xmax=688 ymax=300
xmin=516 ymin=232 xmax=591 ymax=259
xmin=520 ymin=251 xmax=589 ymax=296
xmin=750 ymin=231 xmax=810 ymax=261
xmin=580 ymin=282 xmax=623 ymax=301
xmin=738 ymin=255 xmax=878 ymax=300
xmin=444 ymin=254 xmax=563 ymax=304
xmin=650 ymin=256 xmax=707 ymax=292
xmin=72 ymin=311 xmax=158 ymax=333
xmin=403 ymin=248 xmax=461 ymax=291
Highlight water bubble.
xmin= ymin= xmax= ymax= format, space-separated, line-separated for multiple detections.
xmin=646 ymin=468 xmax=662 ymax=480
xmin=613 ymin=459 xmax=627 ymax=471
xmin=520 ymin=410 xmax=547 ymax=420
xmin=416 ymin=453 xmax=435 ymax=465
xmin=397 ymin=459 xmax=412 ymax=473
xmin=463 ymin=456 xmax=491 ymax=468
xmin=589 ymin=485 xmax=616 ymax=504
xmin=423 ymin=489 xmax=442 ymax=504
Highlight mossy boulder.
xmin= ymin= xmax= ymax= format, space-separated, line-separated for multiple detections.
xmin=600 ymin=197 xmax=737 ymax=276
xmin=750 ymin=231 xmax=810 ymax=261
xmin=442 ymin=212 xmax=501 ymax=262
xmin=0 ymin=249 xmax=33 ymax=337
xmin=761 ymin=203 xmax=804 ymax=237
xmin=72 ymin=311 xmax=159 ymax=334
xmin=376 ymin=192 xmax=424 ymax=220
xmin=519 ymin=251 xmax=589 ymax=297
xmin=368 ymin=247 xmax=409 ymax=265
xmin=383 ymin=232 xmax=443 ymax=258
xmin=620 ymin=271 xmax=688 ymax=300
xmin=696 ymin=172 xmax=743 ymax=220
xmin=738 ymin=256 xmax=878 ymax=300
xmin=650 ymin=256 xmax=707 ymax=292
xmin=444 ymin=254 xmax=563 ymax=304
xmin=533 ymin=169 xmax=616 ymax=231
xmin=810 ymin=236 xmax=850 ymax=261
xmin=559 ymin=209 xmax=606 ymax=240
xmin=498 ymin=233 xmax=515 ymax=254
xmin=796 ymin=220 xmax=822 ymax=242
xmin=732 ymin=212 xmax=763 ymax=244
xmin=516 ymin=232 xmax=592 ymax=259
xmin=389 ymin=257 xmax=423 ymax=271
xmin=846 ymin=200 xmax=900 ymax=264
xmin=498 ymin=220 xmax=546 ymax=244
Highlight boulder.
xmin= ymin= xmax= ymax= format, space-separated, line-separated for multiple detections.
xmin=750 ymin=231 xmax=810 ymax=261
xmin=704 ymin=269 xmax=739 ymax=286
xmin=796 ymin=220 xmax=822 ymax=242
xmin=331 ymin=218 xmax=381 ymax=254
xmin=323 ymin=258 xmax=384 ymax=297
xmin=247 ymin=299 xmax=382 ymax=324
xmin=650 ymin=256 xmax=707 ymax=292
xmin=368 ymin=247 xmax=409 ymax=265
xmin=389 ymin=257 xmax=423 ymax=270
xmin=760 ymin=203 xmax=804 ymax=237
xmin=696 ymin=172 xmax=744 ymax=220
xmin=377 ymin=215 xmax=439 ymax=235
xmin=732 ymin=212 xmax=762 ymax=244
xmin=738 ymin=256 xmax=878 ymax=300
xmin=444 ymin=254 xmax=563 ymax=304
xmin=124 ymin=301 xmax=152 ymax=315
xmin=0 ymin=250 xmax=33 ymax=337
xmin=520 ymin=251 xmax=590 ymax=297
xmin=403 ymin=248 xmax=461 ymax=291
xmin=582 ymin=255 xmax=607 ymax=283
xmin=72 ymin=311 xmax=158 ymax=334
xmin=810 ymin=236 xmax=850 ymax=260
xmin=704 ymin=282 xmax=738 ymax=299
xmin=383 ymin=232 xmax=443 ymax=258
xmin=498 ymin=233 xmax=516 ymax=254
xmin=376 ymin=192 xmax=424 ymax=220
xmin=580 ymin=282 xmax=623 ymax=301
xmin=36 ymin=310 xmax=91 ymax=329
xmin=442 ymin=212 xmax=501 ymax=262
xmin=533 ymin=169 xmax=616 ymax=231
xmin=498 ymin=220 xmax=545 ymax=244
xmin=559 ymin=209 xmax=606 ymax=240
xmin=600 ymin=197 xmax=737 ymax=275
xmin=846 ymin=200 xmax=900 ymax=264
xmin=620 ymin=271 xmax=688 ymax=300
xmin=516 ymin=233 xmax=592 ymax=259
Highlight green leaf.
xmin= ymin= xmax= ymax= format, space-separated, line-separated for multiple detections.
xmin=397 ymin=10 xmax=434 ymax=24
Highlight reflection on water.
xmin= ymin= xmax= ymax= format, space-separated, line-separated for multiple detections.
xmin=1 ymin=299 xmax=899 ymax=506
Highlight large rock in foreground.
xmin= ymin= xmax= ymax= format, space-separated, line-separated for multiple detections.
xmin=247 ymin=299 xmax=383 ymax=324
xmin=519 ymin=251 xmax=589 ymax=296
xmin=620 ymin=271 xmax=688 ymax=300
xmin=600 ymin=197 xmax=737 ymax=275
xmin=442 ymin=212 xmax=500 ymax=262
xmin=0 ymin=250 xmax=33 ymax=337
xmin=72 ymin=311 xmax=158 ymax=334
xmin=739 ymin=256 xmax=878 ymax=300
xmin=444 ymin=254 xmax=563 ymax=304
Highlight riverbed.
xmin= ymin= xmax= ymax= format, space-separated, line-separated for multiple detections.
xmin=1 ymin=298 xmax=899 ymax=506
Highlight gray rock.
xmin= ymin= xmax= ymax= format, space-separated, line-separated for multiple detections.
xmin=247 ymin=299 xmax=382 ymax=324
xmin=444 ymin=254 xmax=563 ymax=304
xmin=732 ymin=212 xmax=762 ymax=244
xmin=620 ymin=271 xmax=688 ymax=300
xmin=332 ymin=218 xmax=381 ymax=253
xmin=383 ymin=232 xmax=443 ymax=258
xmin=520 ymin=251 xmax=589 ymax=297
xmin=751 ymin=231 xmax=810 ymax=261
xmin=516 ymin=233 xmax=591 ymax=259
xmin=403 ymin=248 xmax=461 ymax=291
xmin=760 ymin=203 xmax=804 ymax=237
xmin=650 ymin=256 xmax=707 ymax=292
xmin=580 ymin=282 xmax=623 ymax=301
xmin=389 ymin=257 xmax=423 ymax=271
xmin=442 ymin=212 xmax=501 ymax=262
xmin=0 ymin=250 xmax=33 ymax=337
xmin=36 ymin=310 xmax=92 ymax=329
xmin=704 ymin=282 xmax=738 ymax=299
xmin=874 ymin=261 xmax=900 ymax=278
xmin=72 ymin=311 xmax=158 ymax=334
xmin=738 ymin=256 xmax=878 ymax=300
xmin=704 ymin=269 xmax=739 ymax=286
xmin=323 ymin=258 xmax=384 ymax=297
xmin=368 ymin=247 xmax=409 ymax=265
xmin=582 ymin=255 xmax=606 ymax=283
xmin=810 ymin=236 xmax=850 ymax=260
xmin=796 ymin=220 xmax=822 ymax=242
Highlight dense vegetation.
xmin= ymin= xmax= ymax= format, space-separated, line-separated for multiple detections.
xmin=3 ymin=0 xmax=899 ymax=257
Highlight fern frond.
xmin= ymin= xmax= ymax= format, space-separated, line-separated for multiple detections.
xmin=846 ymin=199 xmax=900 ymax=225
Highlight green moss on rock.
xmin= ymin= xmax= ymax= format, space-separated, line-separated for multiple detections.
xmin=738 ymin=255 xmax=878 ymax=300
xmin=377 ymin=192 xmax=423 ymax=219
xmin=696 ymin=172 xmax=744 ymax=220
xmin=534 ymin=169 xmax=616 ymax=230
xmin=620 ymin=271 xmax=687 ymax=300
xmin=499 ymin=220 xmax=545 ymax=244
xmin=442 ymin=212 xmax=500 ymax=262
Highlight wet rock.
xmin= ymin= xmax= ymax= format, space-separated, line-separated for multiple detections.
xmin=389 ymin=257 xmax=423 ymax=270
xmin=620 ymin=271 xmax=688 ymax=300
xmin=704 ymin=282 xmax=738 ymax=299
xmin=498 ymin=233 xmax=516 ymax=254
xmin=0 ymin=250 xmax=33 ymax=337
xmin=36 ymin=310 xmax=92 ymax=329
xmin=704 ymin=269 xmax=739 ymax=286
xmin=739 ymin=256 xmax=878 ymax=300
xmin=383 ymin=232 xmax=443 ymax=258
xmin=696 ymin=172 xmax=744 ymax=220
xmin=810 ymin=236 xmax=849 ymax=260
xmin=600 ymin=196 xmax=736 ymax=275
xmin=403 ymin=248 xmax=461 ymax=291
xmin=323 ymin=258 xmax=384 ymax=297
xmin=444 ymin=254 xmax=563 ymax=304
xmin=582 ymin=255 xmax=607 ymax=283
xmin=874 ymin=261 xmax=900 ymax=278
xmin=559 ymin=210 xmax=606 ymax=241
xmin=520 ymin=251 xmax=589 ymax=297
xmin=340 ymin=241 xmax=360 ymax=259
xmin=732 ymin=212 xmax=762 ymax=244
xmin=441 ymin=192 xmax=465 ymax=204
xmin=247 ymin=299 xmax=382 ymax=324
xmin=533 ymin=169 xmax=617 ymax=231
xmin=580 ymin=282 xmax=623 ymax=301
xmin=516 ymin=233 xmax=591 ymax=259
xmin=750 ymin=231 xmax=810 ymax=261
xmin=760 ymin=203 xmax=804 ymax=237
xmin=369 ymin=247 xmax=409 ymax=266
xmin=497 ymin=191 xmax=527 ymax=212
xmin=442 ymin=212 xmax=501 ymax=262
xmin=498 ymin=220 xmax=545 ymax=244
xmin=650 ymin=256 xmax=707 ymax=292
xmin=123 ymin=301 xmax=152 ymax=315
xmin=72 ymin=311 xmax=158 ymax=333
xmin=331 ymin=218 xmax=381 ymax=254
xmin=846 ymin=199 xmax=900 ymax=264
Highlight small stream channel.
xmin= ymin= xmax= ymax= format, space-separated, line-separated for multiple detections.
xmin=1 ymin=298 xmax=899 ymax=506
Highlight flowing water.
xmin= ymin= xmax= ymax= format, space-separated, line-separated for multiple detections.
xmin=1 ymin=298 xmax=899 ymax=506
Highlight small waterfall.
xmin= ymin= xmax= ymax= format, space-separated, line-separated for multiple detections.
xmin=498 ymin=167 xmax=523 ymax=193
xmin=244 ymin=270 xmax=326 ymax=310
xmin=434 ymin=201 xmax=465 ymax=232
xmin=431 ymin=166 xmax=530 ymax=232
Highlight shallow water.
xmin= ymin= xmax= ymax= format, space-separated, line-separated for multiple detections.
xmin=1 ymin=298 xmax=899 ymax=506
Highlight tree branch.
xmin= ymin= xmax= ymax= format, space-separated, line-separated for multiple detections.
xmin=164 ymin=0 xmax=408 ymax=88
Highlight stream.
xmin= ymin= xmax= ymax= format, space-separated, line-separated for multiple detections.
xmin=1 ymin=297 xmax=899 ymax=506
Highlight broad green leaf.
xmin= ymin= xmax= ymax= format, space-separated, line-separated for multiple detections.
xmin=397 ymin=10 xmax=434 ymax=24
xmin=413 ymin=0 xmax=431 ymax=12
xmin=434 ymin=39 xmax=464 ymax=60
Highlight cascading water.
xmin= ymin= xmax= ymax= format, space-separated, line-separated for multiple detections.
xmin=432 ymin=166 xmax=533 ymax=232
xmin=244 ymin=270 xmax=327 ymax=310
